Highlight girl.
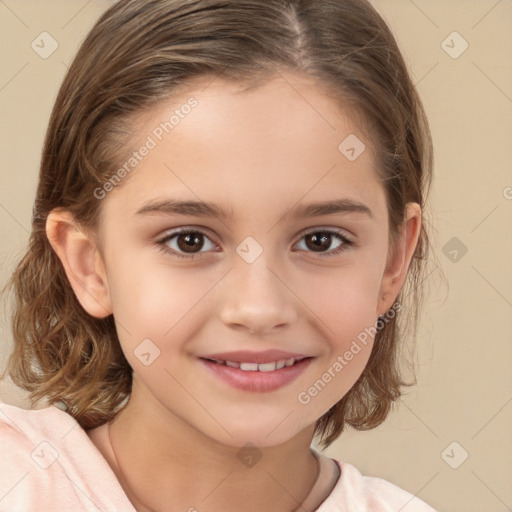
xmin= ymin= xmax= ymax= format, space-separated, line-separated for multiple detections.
xmin=0 ymin=0 xmax=437 ymax=510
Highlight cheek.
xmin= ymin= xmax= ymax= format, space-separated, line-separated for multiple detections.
xmin=105 ymin=251 xmax=221 ymax=347
xmin=293 ymin=263 xmax=382 ymax=390
xmin=294 ymin=260 xmax=382 ymax=340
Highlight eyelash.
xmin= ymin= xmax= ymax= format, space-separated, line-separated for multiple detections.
xmin=156 ymin=227 xmax=354 ymax=260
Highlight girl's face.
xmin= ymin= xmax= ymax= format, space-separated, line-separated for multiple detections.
xmin=91 ymin=72 xmax=417 ymax=447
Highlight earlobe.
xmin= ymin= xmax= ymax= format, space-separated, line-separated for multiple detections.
xmin=46 ymin=209 xmax=113 ymax=318
xmin=377 ymin=203 xmax=422 ymax=317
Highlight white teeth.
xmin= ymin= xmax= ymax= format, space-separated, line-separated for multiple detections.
xmin=258 ymin=362 xmax=277 ymax=372
xmin=210 ymin=357 xmax=306 ymax=371
xmin=239 ymin=362 xmax=259 ymax=371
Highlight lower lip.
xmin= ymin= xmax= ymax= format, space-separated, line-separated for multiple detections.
xmin=199 ymin=358 xmax=313 ymax=393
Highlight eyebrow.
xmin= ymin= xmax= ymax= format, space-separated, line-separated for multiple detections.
xmin=135 ymin=198 xmax=373 ymax=220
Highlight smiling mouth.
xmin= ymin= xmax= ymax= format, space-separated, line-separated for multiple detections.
xmin=199 ymin=356 xmax=314 ymax=393
xmin=201 ymin=356 xmax=311 ymax=372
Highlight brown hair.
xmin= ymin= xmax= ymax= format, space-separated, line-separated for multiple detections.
xmin=2 ymin=0 xmax=434 ymax=448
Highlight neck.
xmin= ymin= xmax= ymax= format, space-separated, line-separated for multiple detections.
xmin=98 ymin=382 xmax=321 ymax=512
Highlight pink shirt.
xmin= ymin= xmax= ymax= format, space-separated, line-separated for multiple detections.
xmin=0 ymin=402 xmax=437 ymax=511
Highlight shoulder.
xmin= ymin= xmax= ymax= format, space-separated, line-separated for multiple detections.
xmin=317 ymin=457 xmax=438 ymax=512
xmin=0 ymin=401 xmax=134 ymax=512
xmin=0 ymin=401 xmax=75 ymax=510
xmin=0 ymin=400 xmax=78 ymax=472
xmin=0 ymin=400 xmax=79 ymax=441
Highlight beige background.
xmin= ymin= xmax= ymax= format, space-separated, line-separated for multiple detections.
xmin=1 ymin=1 xmax=511 ymax=510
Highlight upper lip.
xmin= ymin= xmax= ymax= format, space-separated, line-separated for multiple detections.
xmin=200 ymin=350 xmax=310 ymax=364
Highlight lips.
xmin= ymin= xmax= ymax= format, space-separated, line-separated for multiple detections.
xmin=199 ymin=350 xmax=313 ymax=392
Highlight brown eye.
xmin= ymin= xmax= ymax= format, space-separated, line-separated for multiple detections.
xmin=158 ymin=229 xmax=217 ymax=259
xmin=296 ymin=230 xmax=353 ymax=256
xmin=176 ymin=232 xmax=206 ymax=253
xmin=304 ymin=232 xmax=334 ymax=252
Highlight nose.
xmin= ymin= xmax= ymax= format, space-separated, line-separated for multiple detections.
xmin=219 ymin=256 xmax=298 ymax=335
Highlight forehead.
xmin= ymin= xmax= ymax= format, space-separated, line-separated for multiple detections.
xmin=127 ymin=70 xmax=374 ymax=161
xmin=99 ymin=72 xmax=384 ymax=222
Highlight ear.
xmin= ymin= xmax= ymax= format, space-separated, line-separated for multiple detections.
xmin=377 ymin=202 xmax=422 ymax=317
xmin=46 ymin=208 xmax=113 ymax=318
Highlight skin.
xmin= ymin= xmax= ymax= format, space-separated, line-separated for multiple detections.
xmin=46 ymin=71 xmax=421 ymax=512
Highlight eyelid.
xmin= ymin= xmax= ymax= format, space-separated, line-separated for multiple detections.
xmin=157 ymin=225 xmax=217 ymax=242
xmin=298 ymin=225 xmax=354 ymax=242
